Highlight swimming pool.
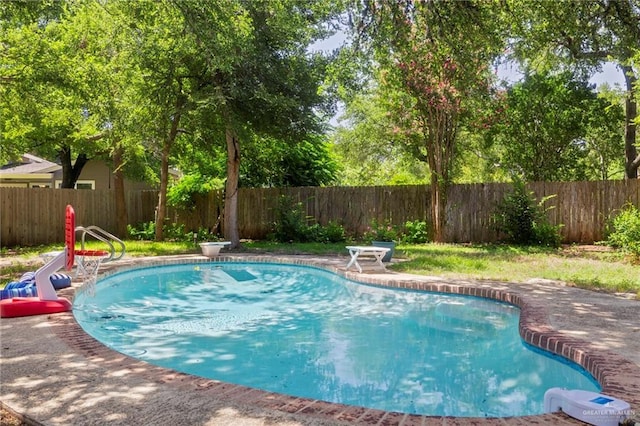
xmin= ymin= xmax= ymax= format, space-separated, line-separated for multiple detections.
xmin=72 ymin=262 xmax=599 ymax=417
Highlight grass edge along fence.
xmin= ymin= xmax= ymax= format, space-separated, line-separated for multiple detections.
xmin=1 ymin=180 xmax=639 ymax=247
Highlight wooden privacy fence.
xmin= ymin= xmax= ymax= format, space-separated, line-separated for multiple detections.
xmin=0 ymin=188 xmax=157 ymax=247
xmin=1 ymin=180 xmax=639 ymax=247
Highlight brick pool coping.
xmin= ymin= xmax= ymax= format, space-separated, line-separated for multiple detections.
xmin=14 ymin=254 xmax=640 ymax=425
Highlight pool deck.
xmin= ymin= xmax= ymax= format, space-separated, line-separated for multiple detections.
xmin=1 ymin=253 xmax=639 ymax=425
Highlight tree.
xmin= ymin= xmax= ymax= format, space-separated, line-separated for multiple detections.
xmin=352 ymin=0 xmax=504 ymax=241
xmin=241 ymin=133 xmax=339 ymax=188
xmin=507 ymin=0 xmax=640 ymax=178
xmin=0 ymin=1 xmax=111 ymax=186
xmin=2 ymin=0 xmax=339 ymax=244
xmin=72 ymin=1 xmax=155 ymax=236
xmin=583 ymin=87 xmax=626 ymax=180
xmin=488 ymin=71 xmax=623 ymax=181
xmin=332 ymin=84 xmax=430 ymax=186
xmin=107 ymin=0 xmax=222 ymax=242
xmin=175 ymin=0 xmax=338 ymax=247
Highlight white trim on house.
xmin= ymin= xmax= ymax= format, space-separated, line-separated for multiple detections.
xmin=54 ymin=179 xmax=95 ymax=190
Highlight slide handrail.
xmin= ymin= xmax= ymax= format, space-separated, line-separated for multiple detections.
xmin=76 ymin=226 xmax=126 ymax=262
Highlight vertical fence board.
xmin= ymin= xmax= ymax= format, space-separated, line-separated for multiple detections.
xmin=2 ymin=180 xmax=639 ymax=247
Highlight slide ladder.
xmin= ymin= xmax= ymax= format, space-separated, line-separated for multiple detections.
xmin=74 ymin=225 xmax=125 ymax=278
xmin=76 ymin=225 xmax=126 ymax=262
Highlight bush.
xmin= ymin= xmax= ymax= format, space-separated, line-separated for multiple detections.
xmin=493 ymin=180 xmax=562 ymax=247
xmin=127 ymin=221 xmax=156 ymax=240
xmin=400 ymin=220 xmax=429 ymax=244
xmin=193 ymin=227 xmax=221 ymax=243
xmin=163 ymin=222 xmax=188 ymax=241
xmin=128 ymin=221 xmax=220 ymax=244
xmin=362 ymin=219 xmax=399 ymax=243
xmin=606 ymin=203 xmax=640 ymax=257
xmin=270 ymin=196 xmax=346 ymax=243
xmin=531 ymin=221 xmax=562 ymax=248
xmin=271 ymin=196 xmax=309 ymax=242
xmin=324 ymin=221 xmax=347 ymax=243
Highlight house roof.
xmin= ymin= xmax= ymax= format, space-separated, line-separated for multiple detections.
xmin=0 ymin=154 xmax=61 ymax=175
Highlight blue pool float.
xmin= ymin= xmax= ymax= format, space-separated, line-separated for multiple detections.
xmin=49 ymin=273 xmax=72 ymax=290
xmin=0 ymin=281 xmax=37 ymax=299
xmin=0 ymin=272 xmax=72 ymax=300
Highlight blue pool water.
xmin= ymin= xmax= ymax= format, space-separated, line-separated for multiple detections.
xmin=72 ymin=262 xmax=599 ymax=417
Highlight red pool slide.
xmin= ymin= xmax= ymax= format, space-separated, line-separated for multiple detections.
xmin=0 ymin=205 xmax=76 ymax=318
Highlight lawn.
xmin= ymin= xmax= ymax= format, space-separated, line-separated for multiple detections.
xmin=393 ymin=243 xmax=639 ymax=295
xmin=1 ymin=240 xmax=638 ymax=297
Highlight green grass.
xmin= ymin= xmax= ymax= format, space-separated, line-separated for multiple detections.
xmin=117 ymin=240 xmax=200 ymax=256
xmin=0 ymin=241 xmax=200 ymax=286
xmin=2 ymin=240 xmax=638 ymax=297
xmin=240 ymin=241 xmax=348 ymax=255
xmin=393 ymin=243 xmax=640 ymax=295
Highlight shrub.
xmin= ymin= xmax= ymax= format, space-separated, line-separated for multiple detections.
xmin=163 ymin=222 xmax=187 ymax=241
xmin=271 ymin=195 xmax=309 ymax=242
xmin=324 ymin=220 xmax=347 ymax=243
xmin=127 ymin=221 xmax=156 ymax=240
xmin=400 ymin=220 xmax=429 ymax=244
xmin=531 ymin=221 xmax=562 ymax=248
xmin=128 ymin=221 xmax=219 ymax=244
xmin=193 ymin=227 xmax=221 ymax=243
xmin=362 ymin=219 xmax=399 ymax=243
xmin=493 ymin=180 xmax=562 ymax=247
xmin=270 ymin=196 xmax=346 ymax=243
xmin=606 ymin=203 xmax=640 ymax=257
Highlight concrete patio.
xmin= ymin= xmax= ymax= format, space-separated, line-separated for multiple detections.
xmin=1 ymin=254 xmax=638 ymax=425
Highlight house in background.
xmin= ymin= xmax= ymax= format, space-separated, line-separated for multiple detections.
xmin=0 ymin=153 xmax=166 ymax=190
xmin=0 ymin=154 xmax=61 ymax=188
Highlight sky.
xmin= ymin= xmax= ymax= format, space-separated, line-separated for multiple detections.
xmin=498 ymin=61 xmax=626 ymax=88
xmin=586 ymin=62 xmax=627 ymax=88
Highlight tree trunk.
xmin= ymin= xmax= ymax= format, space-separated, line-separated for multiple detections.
xmin=426 ymin=108 xmax=455 ymax=244
xmin=155 ymin=97 xmax=185 ymax=241
xmin=155 ymin=144 xmax=170 ymax=242
xmin=430 ymin=173 xmax=447 ymax=243
xmin=113 ymin=146 xmax=127 ymax=238
xmin=622 ymin=65 xmax=639 ymax=179
xmin=59 ymin=146 xmax=88 ymax=188
xmin=223 ymin=125 xmax=241 ymax=248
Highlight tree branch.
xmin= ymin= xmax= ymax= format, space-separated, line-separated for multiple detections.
xmin=560 ymin=35 xmax=609 ymax=61
xmin=86 ymin=132 xmax=106 ymax=142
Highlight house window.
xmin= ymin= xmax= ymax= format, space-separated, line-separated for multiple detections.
xmin=54 ymin=180 xmax=95 ymax=189
xmin=29 ymin=183 xmax=51 ymax=188
xmin=76 ymin=181 xmax=95 ymax=190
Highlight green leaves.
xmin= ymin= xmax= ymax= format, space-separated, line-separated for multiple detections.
xmin=606 ymin=203 xmax=640 ymax=258
xmin=492 ymin=179 xmax=562 ymax=247
xmin=488 ymin=71 xmax=623 ymax=181
xmin=506 ymin=0 xmax=639 ymax=178
xmin=348 ymin=0 xmax=506 ymax=241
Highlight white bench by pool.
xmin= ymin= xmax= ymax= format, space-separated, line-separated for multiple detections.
xmin=345 ymin=245 xmax=391 ymax=273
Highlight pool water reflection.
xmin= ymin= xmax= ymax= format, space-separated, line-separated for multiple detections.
xmin=73 ymin=262 xmax=599 ymax=417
